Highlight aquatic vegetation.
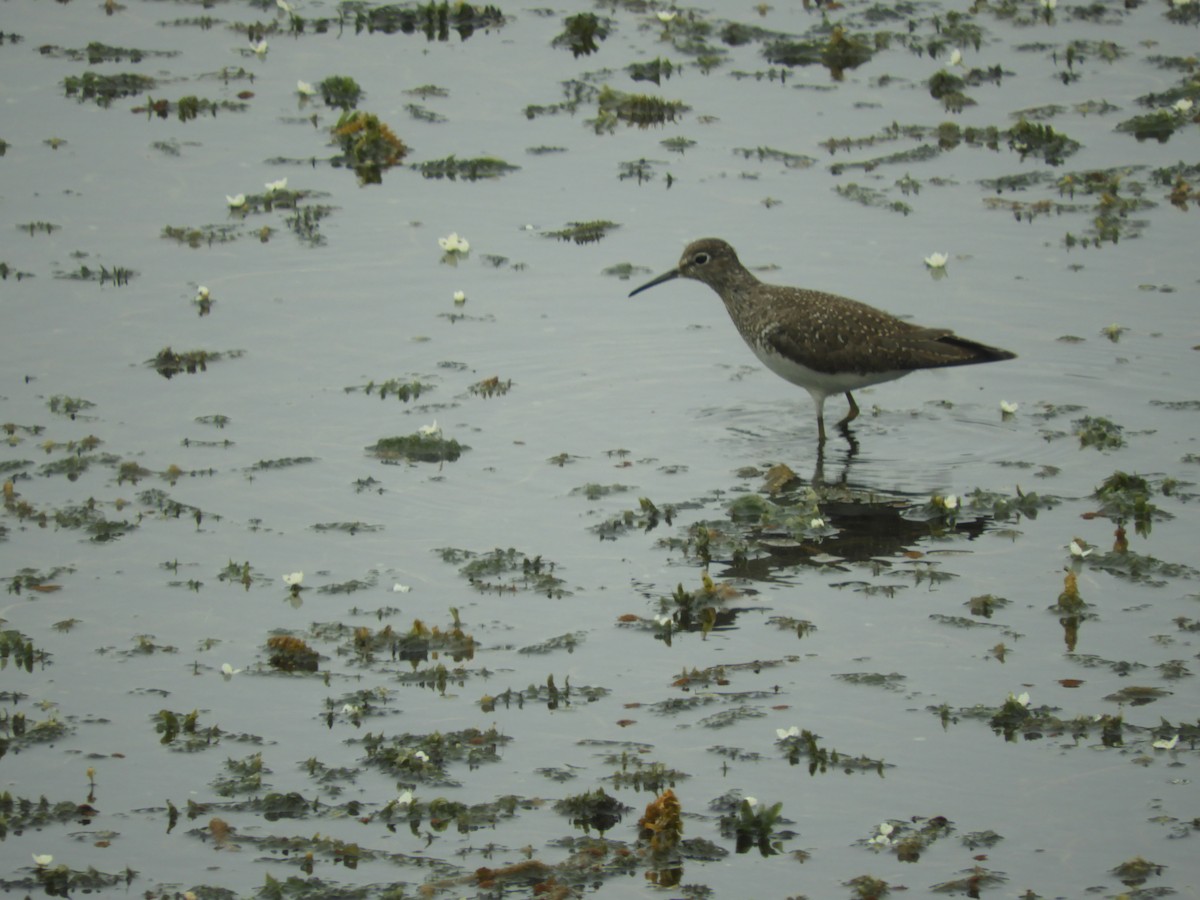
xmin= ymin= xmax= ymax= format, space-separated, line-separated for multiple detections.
xmin=732 ymin=145 xmax=816 ymax=168
xmin=368 ymin=432 xmax=466 ymax=463
xmin=54 ymin=263 xmax=135 ymax=286
xmin=416 ymin=155 xmax=519 ymax=180
xmin=439 ymin=546 xmax=569 ymax=597
xmin=46 ymin=395 xmax=95 ymax=418
xmin=133 ymin=95 xmax=249 ymax=120
xmin=347 ymin=377 xmax=431 ymax=401
xmin=467 ymin=375 xmax=513 ymax=398
xmin=332 ymin=110 xmax=409 ymax=182
xmin=318 ymin=74 xmax=362 ymax=110
xmin=628 ymin=57 xmax=681 ymax=84
xmin=62 ymin=71 xmax=155 ymax=106
xmin=773 ymin=726 xmax=887 ymax=776
xmin=1007 ymin=118 xmax=1080 ymax=165
xmin=590 ymin=86 xmax=689 ymax=133
xmin=862 ymin=814 xmax=953 ymax=862
xmin=346 ymin=1 xmax=506 ymax=41
xmin=556 ymin=788 xmax=629 ymax=834
xmin=267 ymin=634 xmax=319 ymax=672
xmin=148 ymin=347 xmax=244 ymax=378
xmin=1073 ymin=415 xmax=1125 ymax=450
xmin=161 ymin=223 xmax=243 ymax=247
xmin=764 ymin=25 xmax=875 ymax=80
xmin=552 ymin=12 xmax=610 ymax=57
xmin=835 ymin=182 xmax=913 ymax=215
xmin=542 ymin=220 xmax=620 ymax=244
xmin=0 ymin=629 xmax=39 ymax=673
xmin=637 ymin=788 xmax=682 ymax=851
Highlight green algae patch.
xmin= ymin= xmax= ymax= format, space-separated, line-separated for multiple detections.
xmin=369 ymin=433 xmax=466 ymax=463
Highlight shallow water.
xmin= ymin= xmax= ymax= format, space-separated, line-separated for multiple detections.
xmin=2 ymin=0 xmax=1199 ymax=897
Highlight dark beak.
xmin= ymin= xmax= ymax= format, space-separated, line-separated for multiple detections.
xmin=628 ymin=268 xmax=679 ymax=298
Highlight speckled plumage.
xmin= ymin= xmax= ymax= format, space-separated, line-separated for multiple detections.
xmin=629 ymin=238 xmax=1016 ymax=442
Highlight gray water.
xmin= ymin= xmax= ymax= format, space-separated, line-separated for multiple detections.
xmin=2 ymin=0 xmax=1199 ymax=897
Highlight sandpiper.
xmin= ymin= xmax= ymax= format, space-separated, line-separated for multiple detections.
xmin=629 ymin=238 xmax=1016 ymax=443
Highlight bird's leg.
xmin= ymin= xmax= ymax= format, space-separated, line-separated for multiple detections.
xmin=838 ymin=392 xmax=860 ymax=426
xmin=810 ymin=390 xmax=829 ymax=445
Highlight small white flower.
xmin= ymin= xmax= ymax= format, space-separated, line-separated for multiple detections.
xmin=220 ymin=663 xmax=241 ymax=677
xmin=252 ymin=38 xmax=269 ymax=57
xmin=942 ymin=494 xmax=958 ymax=511
xmin=654 ymin=613 xmax=672 ymax=627
xmin=296 ymin=80 xmax=316 ymax=97
xmin=413 ymin=750 xmax=430 ymax=762
xmin=949 ymin=48 xmax=963 ymax=67
xmin=744 ymin=796 xmax=759 ymax=808
xmin=226 ymin=193 xmax=246 ymax=208
xmin=265 ymin=177 xmax=288 ymax=194
xmin=1041 ymin=0 xmax=1056 ymax=9
xmin=924 ymin=252 xmax=949 ymax=269
xmin=33 ymin=854 xmax=54 ymax=867
xmin=809 ymin=516 xmax=825 ymax=529
xmin=776 ymin=725 xmax=800 ymax=740
xmin=438 ymin=232 xmax=470 ymax=253
xmin=1173 ymin=98 xmax=1194 ymax=113
xmin=1009 ymin=691 xmax=1031 ymax=707
xmin=1000 ymin=400 xmax=1019 ymax=414
xmin=396 ymin=790 xmax=414 ymax=807
xmin=1152 ymin=735 xmax=1178 ymax=750
xmin=342 ymin=703 xmax=361 ymax=715
xmin=656 ymin=10 xmax=677 ymax=22
xmin=453 ymin=290 xmax=467 ymax=304
xmin=869 ymin=833 xmax=892 ymax=847
xmin=878 ymin=822 xmax=895 ymax=836
xmin=282 ymin=571 xmax=304 ymax=587
xmin=196 ymin=286 xmax=210 ymax=301
xmin=1069 ymin=539 xmax=1093 ymax=559
xmin=418 ymin=420 xmax=441 ymax=437
xmin=393 ymin=582 xmax=412 ymax=593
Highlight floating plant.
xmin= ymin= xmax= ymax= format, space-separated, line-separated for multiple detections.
xmin=590 ymin=87 xmax=689 ymax=133
xmin=346 ymin=377 xmax=431 ymax=401
xmin=318 ymin=74 xmax=363 ymax=110
xmin=345 ymin=1 xmax=505 ymax=41
xmin=555 ymin=788 xmax=629 ymax=834
xmin=161 ymin=224 xmax=242 ymax=247
xmin=552 ymin=12 xmax=610 ymax=57
xmin=414 ymin=155 xmax=519 ymax=180
xmin=439 ymin=546 xmax=569 ymax=597
xmin=332 ymin=110 xmax=409 ymax=182
xmin=467 ymin=375 xmax=512 ymax=398
xmin=63 ymin=71 xmax=155 ymax=106
xmin=54 ymin=263 xmax=136 ymax=286
xmin=541 ymin=220 xmax=620 ymax=244
xmin=148 ymin=347 xmax=244 ymax=378
xmin=368 ymin=431 xmax=466 ymax=463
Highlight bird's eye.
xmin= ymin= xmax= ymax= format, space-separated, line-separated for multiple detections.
xmin=692 ymin=252 xmax=711 ymax=266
